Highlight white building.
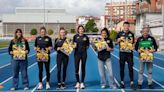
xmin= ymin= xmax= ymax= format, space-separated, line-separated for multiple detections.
xmin=135 ymin=13 xmax=163 ymax=38
xmin=1 ymin=7 xmax=76 ymax=37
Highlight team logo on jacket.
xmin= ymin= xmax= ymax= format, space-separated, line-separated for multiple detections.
xmin=45 ymin=38 xmax=49 ymax=41
xmin=148 ymin=38 xmax=152 ymax=41
xmin=83 ymin=37 xmax=87 ymax=41
xmin=107 ymin=40 xmax=110 ymax=43
xmin=128 ymin=34 xmax=132 ymax=37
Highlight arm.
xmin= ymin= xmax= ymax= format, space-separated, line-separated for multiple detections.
xmin=48 ymin=37 xmax=53 ymax=50
xmin=54 ymin=38 xmax=58 ymax=51
xmin=116 ymin=32 xmax=120 ymax=44
xmin=34 ymin=37 xmax=37 ymax=50
xmin=8 ymin=40 xmax=13 ymax=55
xmin=135 ymin=38 xmax=140 ymax=52
xmin=25 ymin=40 xmax=30 ymax=54
xmin=86 ymin=36 xmax=90 ymax=48
xmin=106 ymin=39 xmax=113 ymax=51
xmin=152 ymin=37 xmax=158 ymax=52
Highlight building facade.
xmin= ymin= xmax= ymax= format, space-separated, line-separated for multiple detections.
xmin=105 ymin=1 xmax=136 ymax=23
xmin=1 ymin=7 xmax=76 ymax=37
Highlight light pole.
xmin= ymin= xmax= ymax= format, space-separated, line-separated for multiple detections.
xmin=57 ymin=20 xmax=60 ymax=30
xmin=47 ymin=10 xmax=50 ymax=29
xmin=109 ymin=0 xmax=113 ymax=30
xmin=43 ymin=0 xmax=46 ymax=27
xmin=162 ymin=0 xmax=164 ymax=39
xmin=125 ymin=0 xmax=128 ymax=21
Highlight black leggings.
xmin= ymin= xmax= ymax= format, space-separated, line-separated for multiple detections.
xmin=38 ymin=61 xmax=50 ymax=82
xmin=57 ymin=54 xmax=68 ymax=83
xmin=119 ymin=52 xmax=134 ymax=82
xmin=74 ymin=54 xmax=87 ymax=83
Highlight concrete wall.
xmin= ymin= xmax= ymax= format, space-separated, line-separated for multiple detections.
xmin=2 ymin=23 xmax=76 ymax=37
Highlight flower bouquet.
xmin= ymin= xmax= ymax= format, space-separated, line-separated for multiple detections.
xmin=139 ymin=47 xmax=154 ymax=62
xmin=120 ymin=37 xmax=133 ymax=52
xmin=12 ymin=45 xmax=26 ymax=60
xmin=59 ymin=39 xmax=76 ymax=56
xmin=93 ymin=38 xmax=108 ymax=52
xmin=36 ymin=47 xmax=49 ymax=62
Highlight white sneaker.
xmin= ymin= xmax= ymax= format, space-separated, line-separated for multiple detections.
xmin=80 ymin=83 xmax=85 ymax=89
xmin=37 ymin=83 xmax=43 ymax=90
xmin=10 ymin=88 xmax=15 ymax=91
xmin=46 ymin=82 xmax=50 ymax=90
xmin=101 ymin=85 xmax=106 ymax=89
xmin=24 ymin=87 xmax=29 ymax=90
xmin=75 ymin=82 xmax=80 ymax=89
xmin=112 ymin=85 xmax=117 ymax=89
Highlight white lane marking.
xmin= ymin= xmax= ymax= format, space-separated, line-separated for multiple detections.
xmin=31 ymin=64 xmax=57 ymax=92
xmin=91 ymin=47 xmax=125 ymax=92
xmin=111 ymin=53 xmax=164 ymax=88
xmin=114 ymin=48 xmax=164 ymax=70
xmin=0 ymin=53 xmax=36 ymax=69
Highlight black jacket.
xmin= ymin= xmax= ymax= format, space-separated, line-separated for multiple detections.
xmin=135 ymin=35 xmax=158 ymax=51
xmin=98 ymin=37 xmax=113 ymax=61
xmin=73 ymin=34 xmax=90 ymax=55
xmin=8 ymin=38 xmax=30 ymax=59
xmin=54 ymin=37 xmax=68 ymax=57
xmin=116 ymin=30 xmax=134 ymax=53
xmin=34 ymin=36 xmax=52 ymax=54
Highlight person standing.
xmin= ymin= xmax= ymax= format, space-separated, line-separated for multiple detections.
xmin=135 ymin=26 xmax=158 ymax=89
xmin=34 ymin=27 xmax=52 ymax=90
xmin=73 ymin=25 xmax=90 ymax=89
xmin=116 ymin=22 xmax=135 ymax=89
xmin=54 ymin=27 xmax=69 ymax=89
xmin=97 ymin=28 xmax=116 ymax=89
xmin=9 ymin=29 xmax=30 ymax=91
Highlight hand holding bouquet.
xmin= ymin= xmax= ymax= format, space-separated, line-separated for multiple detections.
xmin=94 ymin=38 xmax=108 ymax=52
xmin=59 ymin=39 xmax=75 ymax=56
xmin=139 ymin=47 xmax=154 ymax=62
xmin=12 ymin=45 xmax=26 ymax=60
xmin=120 ymin=37 xmax=133 ymax=51
xmin=36 ymin=47 xmax=49 ymax=62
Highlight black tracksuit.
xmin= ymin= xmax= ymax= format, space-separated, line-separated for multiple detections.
xmin=35 ymin=36 xmax=52 ymax=82
xmin=116 ymin=31 xmax=135 ymax=82
xmin=73 ymin=34 xmax=90 ymax=83
xmin=54 ymin=37 xmax=69 ymax=83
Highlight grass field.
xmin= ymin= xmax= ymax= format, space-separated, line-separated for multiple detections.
xmin=0 ymin=41 xmax=9 ymax=48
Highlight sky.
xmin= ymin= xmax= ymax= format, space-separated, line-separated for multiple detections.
xmin=0 ymin=0 xmax=135 ymax=16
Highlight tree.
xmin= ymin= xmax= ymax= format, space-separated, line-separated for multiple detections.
xmin=30 ymin=28 xmax=37 ymax=35
xmin=85 ymin=19 xmax=99 ymax=33
xmin=92 ymin=28 xmax=99 ymax=33
xmin=110 ymin=30 xmax=118 ymax=41
xmin=48 ymin=29 xmax=54 ymax=35
xmin=70 ymin=29 xmax=76 ymax=33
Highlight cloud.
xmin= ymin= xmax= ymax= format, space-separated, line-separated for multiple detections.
xmin=0 ymin=0 xmax=107 ymax=16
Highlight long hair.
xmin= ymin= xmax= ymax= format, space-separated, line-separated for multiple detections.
xmin=77 ymin=25 xmax=85 ymax=33
xmin=101 ymin=28 xmax=110 ymax=38
xmin=57 ymin=27 xmax=67 ymax=39
xmin=14 ymin=28 xmax=25 ymax=42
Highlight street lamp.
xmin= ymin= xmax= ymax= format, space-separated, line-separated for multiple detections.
xmin=125 ymin=0 xmax=127 ymax=21
xmin=47 ymin=10 xmax=50 ymax=29
xmin=43 ymin=0 xmax=46 ymax=27
xmin=162 ymin=0 xmax=164 ymax=39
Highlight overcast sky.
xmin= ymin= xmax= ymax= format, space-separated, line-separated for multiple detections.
xmin=0 ymin=0 xmax=135 ymax=16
